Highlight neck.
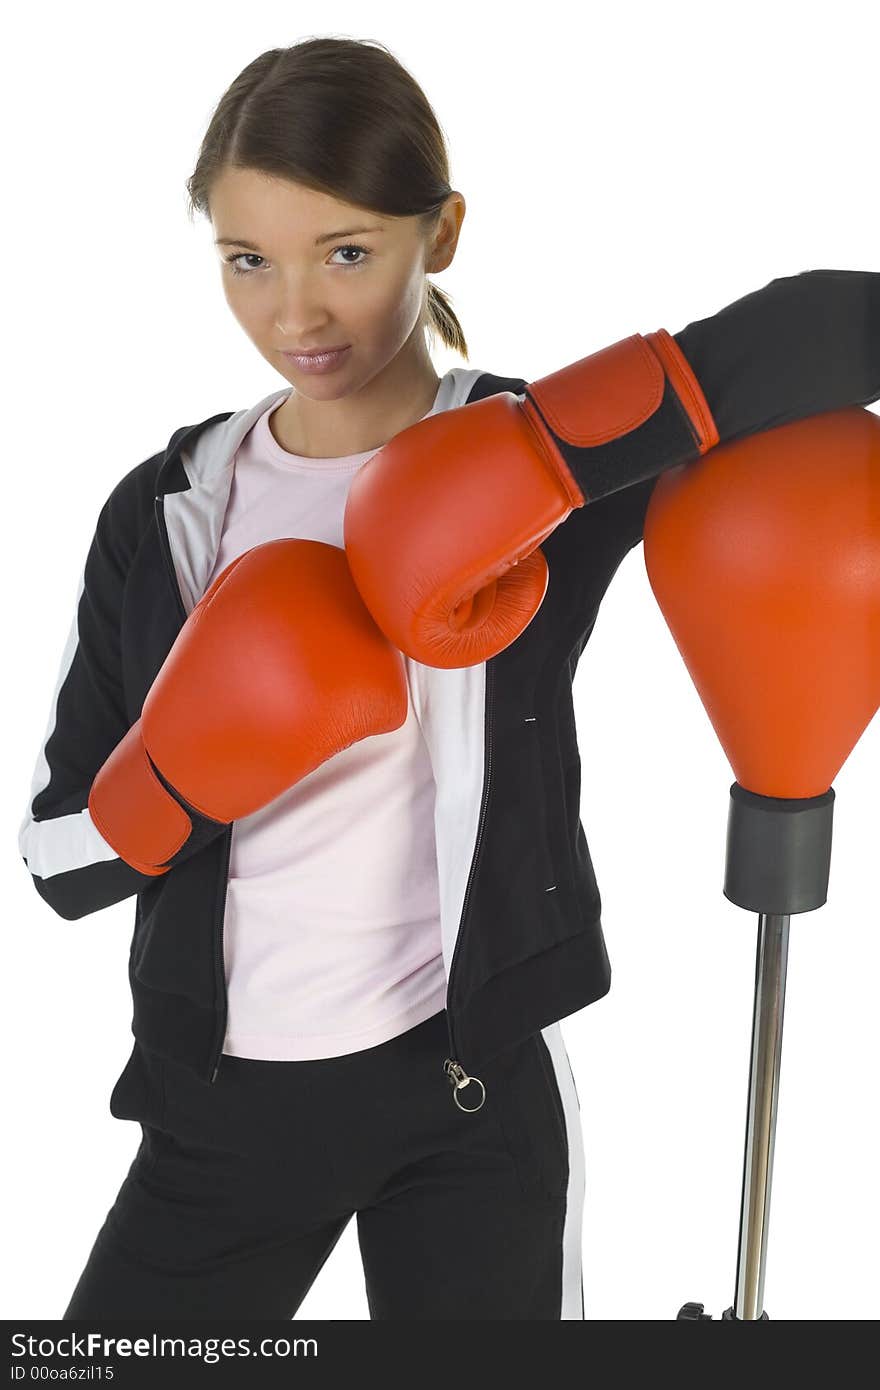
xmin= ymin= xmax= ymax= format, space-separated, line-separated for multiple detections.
xmin=270 ymin=333 xmax=441 ymax=459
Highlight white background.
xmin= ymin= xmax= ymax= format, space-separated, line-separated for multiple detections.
xmin=3 ymin=0 xmax=878 ymax=1321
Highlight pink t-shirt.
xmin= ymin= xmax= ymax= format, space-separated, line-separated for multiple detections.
xmin=204 ymin=382 xmax=449 ymax=1061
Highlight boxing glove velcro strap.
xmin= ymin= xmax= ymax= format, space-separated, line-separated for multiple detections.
xmin=521 ymin=331 xmax=720 ymax=502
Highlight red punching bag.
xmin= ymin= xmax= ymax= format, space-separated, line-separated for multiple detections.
xmin=641 ymin=406 xmax=880 ymax=1322
xmin=643 ymin=406 xmax=880 ymax=799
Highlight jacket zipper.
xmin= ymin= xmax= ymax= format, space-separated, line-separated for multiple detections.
xmin=442 ymin=661 xmax=495 ymax=1112
xmin=154 ymin=493 xmax=230 ymax=1087
xmin=209 ymin=828 xmax=233 ymax=1083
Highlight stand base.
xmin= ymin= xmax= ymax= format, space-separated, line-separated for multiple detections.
xmin=677 ymin=1301 xmax=770 ymax=1320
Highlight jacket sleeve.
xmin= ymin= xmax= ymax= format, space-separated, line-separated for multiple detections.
xmin=620 ymin=267 xmax=880 ymax=547
xmin=18 ymin=476 xmax=157 ymax=920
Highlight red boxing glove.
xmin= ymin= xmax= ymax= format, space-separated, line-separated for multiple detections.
xmin=343 ymin=330 xmax=717 ymax=667
xmin=88 ymin=539 xmax=408 ymax=876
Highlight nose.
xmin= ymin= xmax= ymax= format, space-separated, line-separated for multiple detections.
xmin=274 ymin=311 xmax=333 ymax=343
xmin=270 ymin=271 xmax=333 ymax=339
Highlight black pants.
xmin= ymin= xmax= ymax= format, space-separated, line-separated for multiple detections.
xmin=63 ymin=1008 xmax=585 ymax=1320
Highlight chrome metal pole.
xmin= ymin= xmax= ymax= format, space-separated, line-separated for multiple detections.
xmin=732 ymin=911 xmax=791 ymax=1320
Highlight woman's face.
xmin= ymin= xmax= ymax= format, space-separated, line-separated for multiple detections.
xmin=210 ymin=168 xmax=464 ymax=400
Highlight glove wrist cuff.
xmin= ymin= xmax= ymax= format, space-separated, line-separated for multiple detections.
xmin=88 ymin=722 xmax=224 ymax=875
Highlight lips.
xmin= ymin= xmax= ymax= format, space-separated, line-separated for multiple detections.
xmin=283 ymin=345 xmax=349 ymax=356
xmin=281 ymin=345 xmax=352 ymax=374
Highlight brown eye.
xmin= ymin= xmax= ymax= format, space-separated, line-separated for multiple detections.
xmin=224 ymin=253 xmax=264 ymax=277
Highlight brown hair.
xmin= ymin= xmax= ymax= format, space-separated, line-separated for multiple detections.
xmin=185 ymin=36 xmax=468 ymax=359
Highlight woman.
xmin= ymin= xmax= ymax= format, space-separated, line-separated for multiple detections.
xmin=19 ymin=36 xmax=879 ymax=1320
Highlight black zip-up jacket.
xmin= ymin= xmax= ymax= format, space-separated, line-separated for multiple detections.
xmin=19 ymin=269 xmax=879 ymax=1100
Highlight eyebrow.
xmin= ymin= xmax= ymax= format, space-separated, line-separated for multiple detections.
xmin=214 ymin=225 xmax=386 ymax=250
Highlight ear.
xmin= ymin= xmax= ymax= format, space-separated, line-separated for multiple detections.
xmin=427 ymin=192 xmax=466 ymax=273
